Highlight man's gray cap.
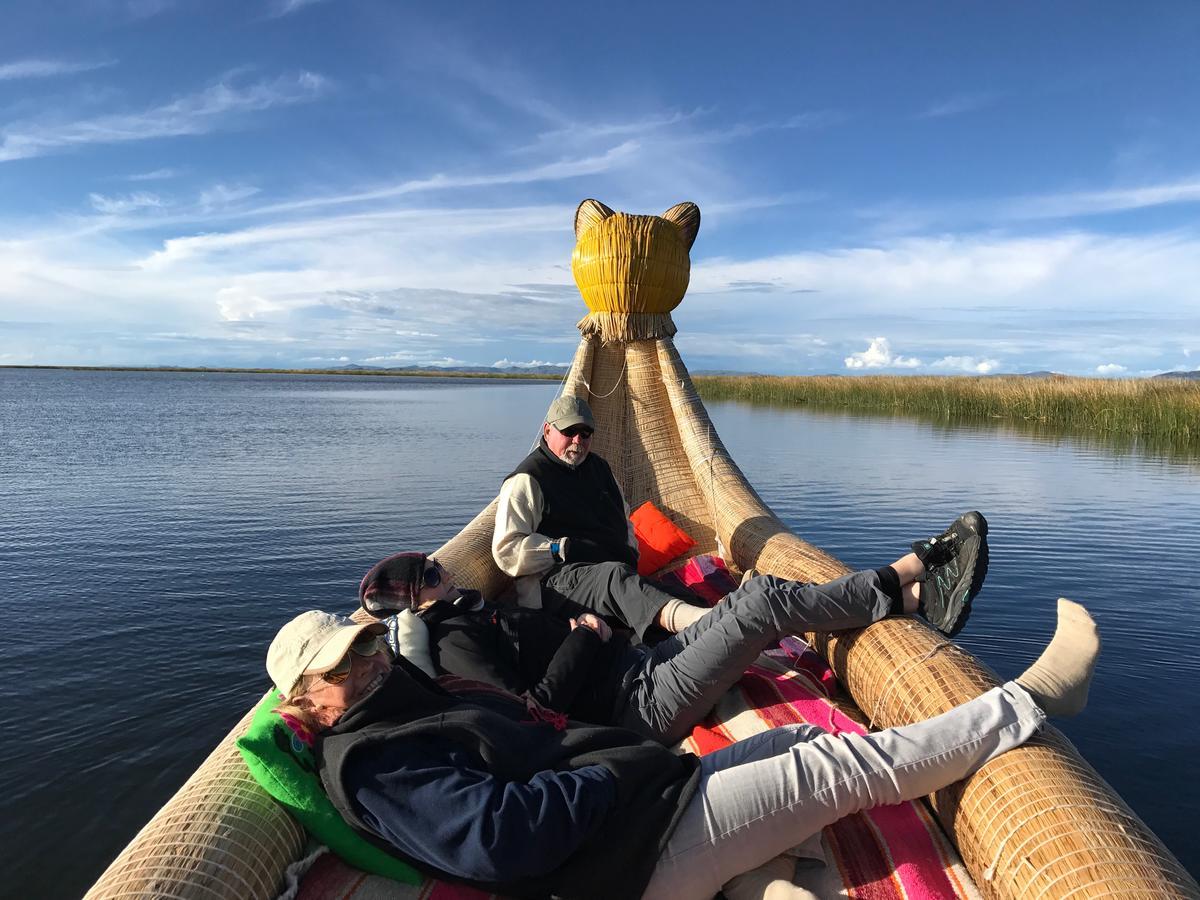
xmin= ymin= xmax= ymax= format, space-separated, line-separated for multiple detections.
xmin=546 ymin=395 xmax=595 ymax=431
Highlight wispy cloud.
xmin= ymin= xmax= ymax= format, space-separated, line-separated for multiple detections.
xmin=125 ymin=167 xmax=181 ymax=181
xmin=0 ymin=57 xmax=117 ymax=80
xmin=89 ymin=191 xmax=166 ymax=214
xmin=266 ymin=0 xmax=332 ymax=18
xmin=689 ymin=109 xmax=847 ymax=144
xmin=1002 ymin=176 xmax=1200 ymax=219
xmin=533 ymin=109 xmax=709 ymax=145
xmin=247 ymin=142 xmax=639 ymax=217
xmin=919 ymin=92 xmax=998 ymax=119
xmin=855 ymin=173 xmax=1200 ymax=236
xmin=0 ymin=71 xmax=329 ymax=162
xmin=198 ymin=183 xmax=260 ymax=211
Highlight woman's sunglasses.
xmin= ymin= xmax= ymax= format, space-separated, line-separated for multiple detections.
xmin=422 ymin=561 xmax=443 ymax=589
xmin=320 ymin=632 xmax=390 ymax=685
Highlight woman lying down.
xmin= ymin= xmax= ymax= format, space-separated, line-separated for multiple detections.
xmin=265 ymin=595 xmax=1100 ymax=900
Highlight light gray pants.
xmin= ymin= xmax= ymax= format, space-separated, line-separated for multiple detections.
xmin=621 ymin=570 xmax=893 ymax=744
xmin=641 ymin=682 xmax=1045 ymax=900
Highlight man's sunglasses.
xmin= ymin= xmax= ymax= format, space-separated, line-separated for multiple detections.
xmin=319 ymin=632 xmax=390 ymax=685
xmin=558 ymin=425 xmax=594 ymax=439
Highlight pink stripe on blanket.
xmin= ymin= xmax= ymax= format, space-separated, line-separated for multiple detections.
xmin=730 ymin=663 xmax=966 ymax=899
xmin=422 ymin=883 xmax=495 ymax=900
xmin=740 ymin=663 xmax=861 ymax=737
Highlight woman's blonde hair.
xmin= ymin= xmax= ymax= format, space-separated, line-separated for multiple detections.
xmin=274 ymin=673 xmax=324 ymax=735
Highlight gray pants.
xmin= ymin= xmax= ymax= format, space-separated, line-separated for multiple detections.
xmin=642 ymin=682 xmax=1045 ymax=900
xmin=619 ymin=570 xmax=893 ymax=744
xmin=542 ymin=560 xmax=681 ymax=641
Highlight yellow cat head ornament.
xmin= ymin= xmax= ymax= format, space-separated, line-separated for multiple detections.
xmin=571 ymin=199 xmax=700 ymax=343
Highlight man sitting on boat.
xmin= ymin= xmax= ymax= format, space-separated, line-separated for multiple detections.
xmin=359 ymin=515 xmax=987 ymax=745
xmin=491 ymin=393 xmax=984 ymax=641
xmin=265 ymin=597 xmax=1099 ymax=899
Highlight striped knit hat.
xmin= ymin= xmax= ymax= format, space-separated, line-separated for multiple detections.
xmin=359 ymin=551 xmax=427 ymax=615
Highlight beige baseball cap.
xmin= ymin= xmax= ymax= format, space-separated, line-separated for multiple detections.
xmin=546 ymin=395 xmax=595 ymax=431
xmin=267 ymin=610 xmax=387 ymax=695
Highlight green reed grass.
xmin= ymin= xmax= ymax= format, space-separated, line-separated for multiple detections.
xmin=693 ymin=375 xmax=1200 ymax=443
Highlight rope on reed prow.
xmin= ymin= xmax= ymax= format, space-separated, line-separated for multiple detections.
xmin=571 ymin=198 xmax=699 ymax=344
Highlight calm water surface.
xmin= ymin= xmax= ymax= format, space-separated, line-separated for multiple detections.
xmin=1 ymin=369 xmax=1197 ymax=898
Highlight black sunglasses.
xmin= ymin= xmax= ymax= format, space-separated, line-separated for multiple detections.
xmin=422 ymin=560 xmax=443 ymax=589
xmin=558 ymin=425 xmax=594 ymax=439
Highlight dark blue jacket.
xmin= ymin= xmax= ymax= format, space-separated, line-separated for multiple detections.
xmin=318 ymin=658 xmax=700 ymax=899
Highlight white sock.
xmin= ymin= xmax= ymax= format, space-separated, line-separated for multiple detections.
xmin=659 ymin=599 xmax=709 ymax=633
xmin=1016 ymin=599 xmax=1101 ymax=718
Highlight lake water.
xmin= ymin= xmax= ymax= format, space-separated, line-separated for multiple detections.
xmin=1 ymin=368 xmax=1197 ymax=898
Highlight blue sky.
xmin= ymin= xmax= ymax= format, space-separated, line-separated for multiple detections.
xmin=2 ymin=2 xmax=1199 ymax=376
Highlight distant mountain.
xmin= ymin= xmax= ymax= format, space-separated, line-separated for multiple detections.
xmin=1153 ymin=369 xmax=1200 ymax=380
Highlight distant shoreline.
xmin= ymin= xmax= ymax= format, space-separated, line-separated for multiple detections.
xmin=0 ymin=364 xmax=561 ymax=381
xmin=8 ymin=365 xmax=1199 ymax=443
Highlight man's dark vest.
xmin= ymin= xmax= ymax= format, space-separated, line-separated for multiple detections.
xmin=318 ymin=660 xmax=699 ymax=899
xmin=507 ymin=444 xmax=637 ymax=568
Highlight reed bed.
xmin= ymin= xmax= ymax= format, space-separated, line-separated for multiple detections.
xmin=694 ymin=374 xmax=1200 ymax=444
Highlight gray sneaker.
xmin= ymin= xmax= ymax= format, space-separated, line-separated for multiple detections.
xmin=914 ymin=511 xmax=989 ymax=636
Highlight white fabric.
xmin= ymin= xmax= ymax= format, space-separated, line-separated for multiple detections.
xmin=386 ymin=610 xmax=437 ymax=679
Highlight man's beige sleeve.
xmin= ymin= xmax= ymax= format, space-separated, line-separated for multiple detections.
xmin=493 ymin=473 xmax=558 ymax=577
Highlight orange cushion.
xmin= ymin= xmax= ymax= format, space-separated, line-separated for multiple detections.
xmin=630 ymin=501 xmax=697 ymax=576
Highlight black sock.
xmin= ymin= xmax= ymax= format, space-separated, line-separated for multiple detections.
xmin=875 ymin=566 xmax=905 ymax=615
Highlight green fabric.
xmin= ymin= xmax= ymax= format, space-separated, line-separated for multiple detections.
xmin=236 ymin=690 xmax=422 ymax=885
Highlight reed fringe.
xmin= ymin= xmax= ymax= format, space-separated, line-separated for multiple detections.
xmin=576 ymin=311 xmax=677 ymax=343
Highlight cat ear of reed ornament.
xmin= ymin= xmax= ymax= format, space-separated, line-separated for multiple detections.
xmin=571 ymin=199 xmax=701 ymax=343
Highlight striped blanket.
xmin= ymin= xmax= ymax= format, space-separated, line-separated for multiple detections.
xmin=290 ymin=557 xmax=980 ymax=899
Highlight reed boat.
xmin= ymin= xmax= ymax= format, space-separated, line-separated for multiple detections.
xmin=85 ymin=200 xmax=1198 ymax=900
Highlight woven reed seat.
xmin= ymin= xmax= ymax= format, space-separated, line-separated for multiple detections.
xmin=85 ymin=202 xmax=1199 ymax=900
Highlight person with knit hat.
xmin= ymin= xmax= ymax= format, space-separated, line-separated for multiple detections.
xmin=262 ymin=597 xmax=1101 ymax=899
xmin=360 ymin=512 xmax=990 ymax=745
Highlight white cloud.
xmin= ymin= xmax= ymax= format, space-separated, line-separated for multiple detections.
xmin=0 ymin=71 xmax=328 ymax=162
xmin=932 ymin=355 xmax=1001 ymax=374
xmin=89 ymin=191 xmax=166 ymax=214
xmin=492 ymin=358 xmax=566 ymax=368
xmin=216 ymin=286 xmax=284 ymax=321
xmin=0 ymin=58 xmax=116 ymax=80
xmin=691 ymin=231 xmax=1200 ymax=318
xmin=362 ymin=352 xmax=472 ymax=367
xmin=844 ymin=337 xmax=921 ymax=369
xmin=1096 ymin=363 xmax=1127 ymax=375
